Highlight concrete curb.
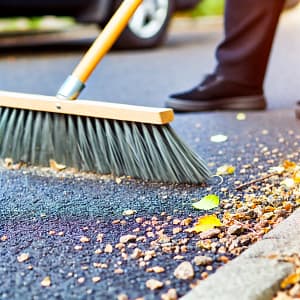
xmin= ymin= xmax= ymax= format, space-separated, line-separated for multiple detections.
xmin=182 ymin=208 xmax=300 ymax=300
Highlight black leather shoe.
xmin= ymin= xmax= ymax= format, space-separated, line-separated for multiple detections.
xmin=166 ymin=75 xmax=267 ymax=112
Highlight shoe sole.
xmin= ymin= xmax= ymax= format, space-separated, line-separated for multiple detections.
xmin=166 ymin=95 xmax=267 ymax=112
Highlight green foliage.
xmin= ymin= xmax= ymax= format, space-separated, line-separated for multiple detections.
xmin=192 ymin=0 xmax=225 ymax=17
xmin=0 ymin=17 xmax=74 ymax=32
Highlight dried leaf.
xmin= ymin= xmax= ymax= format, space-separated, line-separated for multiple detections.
xmin=216 ymin=165 xmax=235 ymax=176
xmin=283 ymin=160 xmax=297 ymax=170
xmin=280 ymin=273 xmax=300 ymax=289
xmin=194 ymin=215 xmax=222 ymax=233
xmin=210 ymin=134 xmax=228 ymax=143
xmin=192 ymin=195 xmax=220 ymax=211
xmin=49 ymin=159 xmax=66 ymax=171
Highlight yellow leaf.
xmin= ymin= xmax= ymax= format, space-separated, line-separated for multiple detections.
xmin=194 ymin=215 xmax=222 ymax=233
xmin=293 ymin=171 xmax=300 ymax=184
xmin=216 ymin=165 xmax=235 ymax=176
xmin=49 ymin=159 xmax=66 ymax=171
xmin=280 ymin=273 xmax=300 ymax=289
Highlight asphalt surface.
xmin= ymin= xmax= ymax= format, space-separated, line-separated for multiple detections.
xmin=1 ymin=8 xmax=300 ymax=300
xmin=1 ymin=110 xmax=300 ymax=300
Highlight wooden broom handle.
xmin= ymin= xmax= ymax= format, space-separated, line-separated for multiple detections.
xmin=73 ymin=0 xmax=143 ymax=83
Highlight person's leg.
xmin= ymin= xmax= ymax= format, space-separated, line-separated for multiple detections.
xmin=216 ymin=0 xmax=285 ymax=88
xmin=167 ymin=0 xmax=284 ymax=112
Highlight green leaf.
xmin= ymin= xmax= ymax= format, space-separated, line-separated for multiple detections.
xmin=192 ymin=194 xmax=220 ymax=210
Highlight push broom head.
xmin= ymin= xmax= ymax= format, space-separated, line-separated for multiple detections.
xmin=0 ymin=90 xmax=211 ymax=184
xmin=0 ymin=0 xmax=211 ymax=184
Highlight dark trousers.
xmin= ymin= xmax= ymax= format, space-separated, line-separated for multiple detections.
xmin=215 ymin=0 xmax=285 ymax=88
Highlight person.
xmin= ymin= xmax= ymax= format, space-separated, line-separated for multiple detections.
xmin=166 ymin=0 xmax=285 ymax=112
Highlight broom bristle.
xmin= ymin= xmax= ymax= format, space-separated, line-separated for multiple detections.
xmin=0 ymin=107 xmax=211 ymax=183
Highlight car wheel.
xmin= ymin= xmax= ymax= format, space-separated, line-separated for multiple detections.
xmin=113 ymin=0 xmax=174 ymax=49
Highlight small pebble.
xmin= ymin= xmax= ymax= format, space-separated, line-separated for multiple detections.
xmin=131 ymin=248 xmax=143 ymax=259
xmin=80 ymin=236 xmax=90 ymax=243
xmin=193 ymin=256 xmax=213 ymax=266
xmin=122 ymin=209 xmax=137 ymax=216
xmin=120 ymin=235 xmax=137 ymax=244
xmin=117 ymin=294 xmax=129 ymax=300
xmin=145 ymin=279 xmax=164 ymax=290
xmin=17 ymin=253 xmax=30 ymax=263
xmin=41 ymin=276 xmax=51 ymax=287
xmin=227 ymin=224 xmax=243 ymax=235
xmin=146 ymin=266 xmax=165 ymax=273
xmin=104 ymin=244 xmax=113 ymax=253
xmin=199 ymin=229 xmax=221 ymax=239
xmin=161 ymin=288 xmax=178 ymax=300
xmin=78 ymin=277 xmax=85 ymax=284
xmin=114 ymin=268 xmax=124 ymax=274
xmin=174 ymin=261 xmax=194 ymax=280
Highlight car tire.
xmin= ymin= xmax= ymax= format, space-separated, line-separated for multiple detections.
xmin=113 ymin=0 xmax=174 ymax=49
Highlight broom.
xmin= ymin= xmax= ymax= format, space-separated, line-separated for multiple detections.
xmin=0 ymin=0 xmax=211 ymax=184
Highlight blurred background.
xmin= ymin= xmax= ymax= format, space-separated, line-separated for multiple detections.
xmin=0 ymin=0 xmax=299 ymax=49
xmin=0 ymin=0 xmax=225 ymax=49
